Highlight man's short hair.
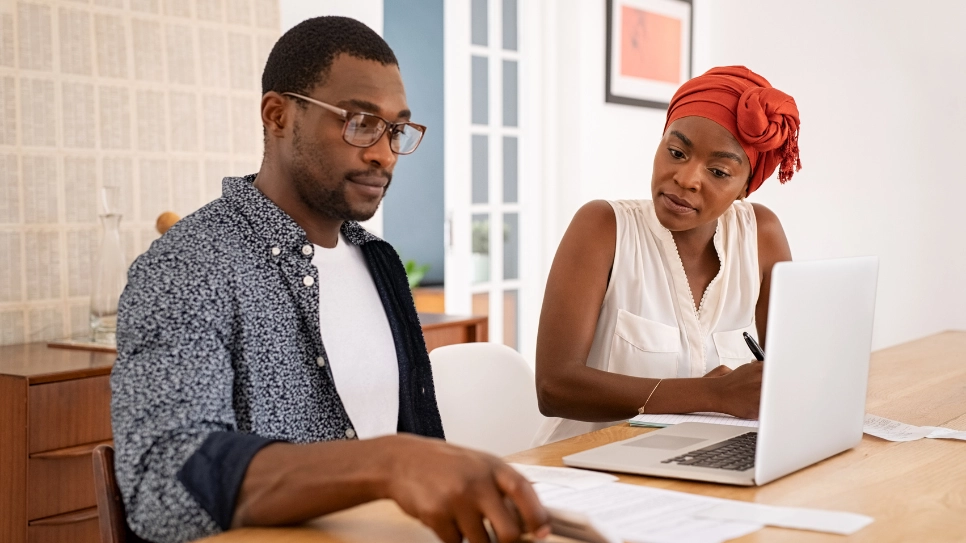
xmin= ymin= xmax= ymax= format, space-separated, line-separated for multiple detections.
xmin=261 ymin=16 xmax=398 ymax=96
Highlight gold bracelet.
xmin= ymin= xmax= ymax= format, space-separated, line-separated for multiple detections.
xmin=638 ymin=379 xmax=664 ymax=415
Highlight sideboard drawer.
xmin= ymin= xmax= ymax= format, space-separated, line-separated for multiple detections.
xmin=28 ymin=376 xmax=112 ymax=453
xmin=27 ymin=442 xmax=108 ymax=521
xmin=27 ymin=508 xmax=99 ymax=543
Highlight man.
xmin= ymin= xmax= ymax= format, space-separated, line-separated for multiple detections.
xmin=111 ymin=16 xmax=548 ymax=543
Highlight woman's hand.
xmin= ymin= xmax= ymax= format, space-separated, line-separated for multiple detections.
xmin=706 ymin=362 xmax=763 ymax=419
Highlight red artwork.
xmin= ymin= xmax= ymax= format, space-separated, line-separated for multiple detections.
xmin=619 ymin=6 xmax=681 ymax=84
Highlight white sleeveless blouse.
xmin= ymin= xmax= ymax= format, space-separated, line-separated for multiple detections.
xmin=533 ymin=199 xmax=761 ymax=445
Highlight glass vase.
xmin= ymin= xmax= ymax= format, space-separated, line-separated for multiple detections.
xmin=90 ymin=186 xmax=127 ymax=343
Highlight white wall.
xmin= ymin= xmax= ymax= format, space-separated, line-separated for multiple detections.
xmin=278 ymin=0 xmax=385 ymax=236
xmin=692 ymin=0 xmax=966 ymax=349
xmin=539 ymin=0 xmax=966 ymax=350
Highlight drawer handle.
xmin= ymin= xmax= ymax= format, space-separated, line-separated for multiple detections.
xmin=30 ymin=440 xmax=113 ymax=459
xmin=29 ymin=507 xmax=98 ymax=526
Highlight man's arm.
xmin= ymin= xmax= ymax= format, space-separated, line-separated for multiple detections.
xmin=234 ymin=434 xmax=550 ymax=543
xmin=111 ymin=243 xmax=246 ymax=543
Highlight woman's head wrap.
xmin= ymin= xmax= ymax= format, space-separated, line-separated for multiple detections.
xmin=664 ymin=66 xmax=801 ymax=195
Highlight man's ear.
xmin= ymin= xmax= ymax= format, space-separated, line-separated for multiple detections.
xmin=261 ymin=92 xmax=289 ymax=138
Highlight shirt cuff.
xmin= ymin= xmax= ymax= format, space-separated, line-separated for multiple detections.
xmin=177 ymin=431 xmax=279 ymax=530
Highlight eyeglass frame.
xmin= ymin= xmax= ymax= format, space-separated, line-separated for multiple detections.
xmin=282 ymin=92 xmax=427 ymax=155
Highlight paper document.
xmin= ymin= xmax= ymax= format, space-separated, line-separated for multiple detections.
xmin=630 ymin=413 xmax=757 ymax=428
xmin=861 ymin=414 xmax=935 ymax=441
xmin=510 ymin=463 xmax=618 ymax=490
xmin=534 ymin=482 xmax=763 ymax=543
xmin=864 ymin=414 xmax=966 ymax=442
xmin=925 ymin=426 xmax=966 ymax=441
xmin=696 ymin=502 xmax=873 ymax=535
xmin=629 ymin=413 xmax=966 ymax=443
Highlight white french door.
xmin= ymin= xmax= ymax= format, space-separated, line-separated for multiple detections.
xmin=444 ymin=0 xmax=543 ymax=358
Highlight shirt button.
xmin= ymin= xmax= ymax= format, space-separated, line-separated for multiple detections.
xmin=316 ymin=356 xmax=325 ymax=367
xmin=302 ymin=245 xmax=313 ymax=256
xmin=345 ymin=428 xmax=356 ymax=439
xmin=271 ymin=247 xmax=280 ymax=256
xmin=303 ymin=276 xmax=314 ymax=286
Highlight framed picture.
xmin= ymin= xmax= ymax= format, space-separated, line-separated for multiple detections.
xmin=605 ymin=0 xmax=693 ymax=109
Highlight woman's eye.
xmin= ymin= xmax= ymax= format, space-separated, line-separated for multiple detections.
xmin=668 ymin=148 xmax=685 ymax=159
xmin=709 ymin=169 xmax=730 ymax=179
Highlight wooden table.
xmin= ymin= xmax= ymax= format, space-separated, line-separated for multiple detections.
xmin=197 ymin=330 xmax=966 ymax=542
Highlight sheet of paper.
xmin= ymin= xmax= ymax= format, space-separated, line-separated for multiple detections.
xmin=629 ymin=413 xmax=759 ymax=429
xmin=630 ymin=413 xmax=966 ymax=443
xmin=863 ymin=414 xmax=940 ymax=441
xmin=533 ymin=482 xmax=762 ymax=543
xmin=695 ymin=501 xmax=873 ymax=535
xmin=924 ymin=427 xmax=966 ymax=441
xmin=510 ymin=463 xmax=618 ymax=490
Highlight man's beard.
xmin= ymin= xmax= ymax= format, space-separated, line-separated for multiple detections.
xmin=289 ymin=123 xmax=388 ymax=222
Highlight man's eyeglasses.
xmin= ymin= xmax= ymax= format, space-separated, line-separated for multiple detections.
xmin=282 ymin=92 xmax=426 ymax=155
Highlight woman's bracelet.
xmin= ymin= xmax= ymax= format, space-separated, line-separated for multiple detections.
xmin=638 ymin=379 xmax=664 ymax=415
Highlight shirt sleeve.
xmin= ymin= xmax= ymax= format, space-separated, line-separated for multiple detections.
xmin=177 ymin=431 xmax=277 ymax=530
xmin=110 ymin=240 xmax=247 ymax=543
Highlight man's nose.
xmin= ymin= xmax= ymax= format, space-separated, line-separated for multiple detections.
xmin=360 ymin=130 xmax=397 ymax=170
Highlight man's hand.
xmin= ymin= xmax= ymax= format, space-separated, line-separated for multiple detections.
xmin=706 ymin=361 xmax=763 ymax=419
xmin=380 ymin=434 xmax=550 ymax=543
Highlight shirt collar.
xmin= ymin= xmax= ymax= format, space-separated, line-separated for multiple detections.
xmin=222 ymin=175 xmax=381 ymax=254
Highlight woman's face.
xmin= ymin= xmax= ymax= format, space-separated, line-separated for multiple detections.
xmin=651 ymin=116 xmax=752 ymax=233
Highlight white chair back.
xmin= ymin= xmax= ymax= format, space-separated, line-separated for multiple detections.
xmin=429 ymin=342 xmax=545 ymax=457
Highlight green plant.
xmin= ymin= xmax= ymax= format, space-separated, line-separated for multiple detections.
xmin=404 ymin=259 xmax=430 ymax=289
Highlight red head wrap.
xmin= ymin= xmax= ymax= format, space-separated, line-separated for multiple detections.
xmin=664 ymin=66 xmax=802 ymax=195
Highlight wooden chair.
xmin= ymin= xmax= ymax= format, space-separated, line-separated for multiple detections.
xmin=92 ymin=444 xmax=148 ymax=543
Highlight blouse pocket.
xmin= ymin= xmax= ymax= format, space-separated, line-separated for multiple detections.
xmin=607 ymin=309 xmax=681 ymax=379
xmin=712 ymin=324 xmax=759 ymax=370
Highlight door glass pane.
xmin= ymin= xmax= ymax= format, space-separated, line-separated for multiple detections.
xmin=472 ymin=135 xmax=488 ymax=204
xmin=502 ymin=0 xmax=517 ymax=51
xmin=472 ymin=56 xmax=489 ymax=125
xmin=502 ymin=59 xmax=517 ymax=127
xmin=503 ymin=289 xmax=518 ymax=349
xmin=503 ymin=136 xmax=517 ymax=203
xmin=472 ymin=291 xmax=489 ymax=317
xmin=472 ymin=213 xmax=490 ymax=284
xmin=471 ymin=0 xmax=488 ymax=46
xmin=503 ymin=212 xmax=518 ymax=280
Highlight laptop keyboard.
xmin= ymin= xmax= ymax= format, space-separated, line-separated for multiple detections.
xmin=660 ymin=432 xmax=757 ymax=471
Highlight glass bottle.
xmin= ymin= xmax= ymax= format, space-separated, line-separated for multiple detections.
xmin=90 ymin=186 xmax=127 ymax=343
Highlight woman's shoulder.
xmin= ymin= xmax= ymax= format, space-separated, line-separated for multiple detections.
xmin=748 ymin=202 xmax=791 ymax=268
xmin=748 ymin=202 xmax=783 ymax=239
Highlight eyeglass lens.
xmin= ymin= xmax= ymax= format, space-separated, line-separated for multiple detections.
xmin=344 ymin=113 xmax=422 ymax=154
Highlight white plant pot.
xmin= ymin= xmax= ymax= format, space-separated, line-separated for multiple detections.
xmin=472 ymin=253 xmax=490 ymax=283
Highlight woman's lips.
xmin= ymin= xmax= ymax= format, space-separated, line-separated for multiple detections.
xmin=661 ymin=193 xmax=696 ymax=214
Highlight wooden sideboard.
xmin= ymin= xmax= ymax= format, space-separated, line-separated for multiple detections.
xmin=0 ymin=313 xmax=486 ymax=543
xmin=0 ymin=343 xmax=115 ymax=543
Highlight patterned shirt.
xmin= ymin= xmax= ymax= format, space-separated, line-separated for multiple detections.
xmin=111 ymin=176 xmax=444 ymax=543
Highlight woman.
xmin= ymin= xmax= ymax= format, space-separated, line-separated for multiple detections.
xmin=533 ymin=66 xmax=802 ymax=445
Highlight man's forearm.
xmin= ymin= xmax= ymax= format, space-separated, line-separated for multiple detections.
xmin=231 ymin=436 xmax=396 ymax=527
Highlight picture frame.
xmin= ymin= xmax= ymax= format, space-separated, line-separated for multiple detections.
xmin=605 ymin=0 xmax=693 ymax=109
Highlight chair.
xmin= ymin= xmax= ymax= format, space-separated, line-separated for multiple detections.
xmin=429 ymin=342 xmax=546 ymax=457
xmin=92 ymin=444 xmax=148 ymax=543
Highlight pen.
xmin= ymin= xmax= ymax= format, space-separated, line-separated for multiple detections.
xmin=742 ymin=332 xmax=765 ymax=362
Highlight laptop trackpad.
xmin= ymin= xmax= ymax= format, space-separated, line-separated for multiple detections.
xmin=624 ymin=435 xmax=705 ymax=450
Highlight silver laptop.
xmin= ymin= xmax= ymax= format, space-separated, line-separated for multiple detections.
xmin=563 ymin=256 xmax=879 ymax=486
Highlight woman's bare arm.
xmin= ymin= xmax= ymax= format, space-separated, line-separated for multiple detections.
xmin=751 ymin=203 xmax=793 ymax=348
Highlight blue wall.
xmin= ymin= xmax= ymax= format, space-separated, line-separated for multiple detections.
xmin=382 ymin=0 xmax=445 ymax=285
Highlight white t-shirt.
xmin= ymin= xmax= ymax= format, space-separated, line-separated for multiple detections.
xmin=312 ymin=233 xmax=399 ymax=439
